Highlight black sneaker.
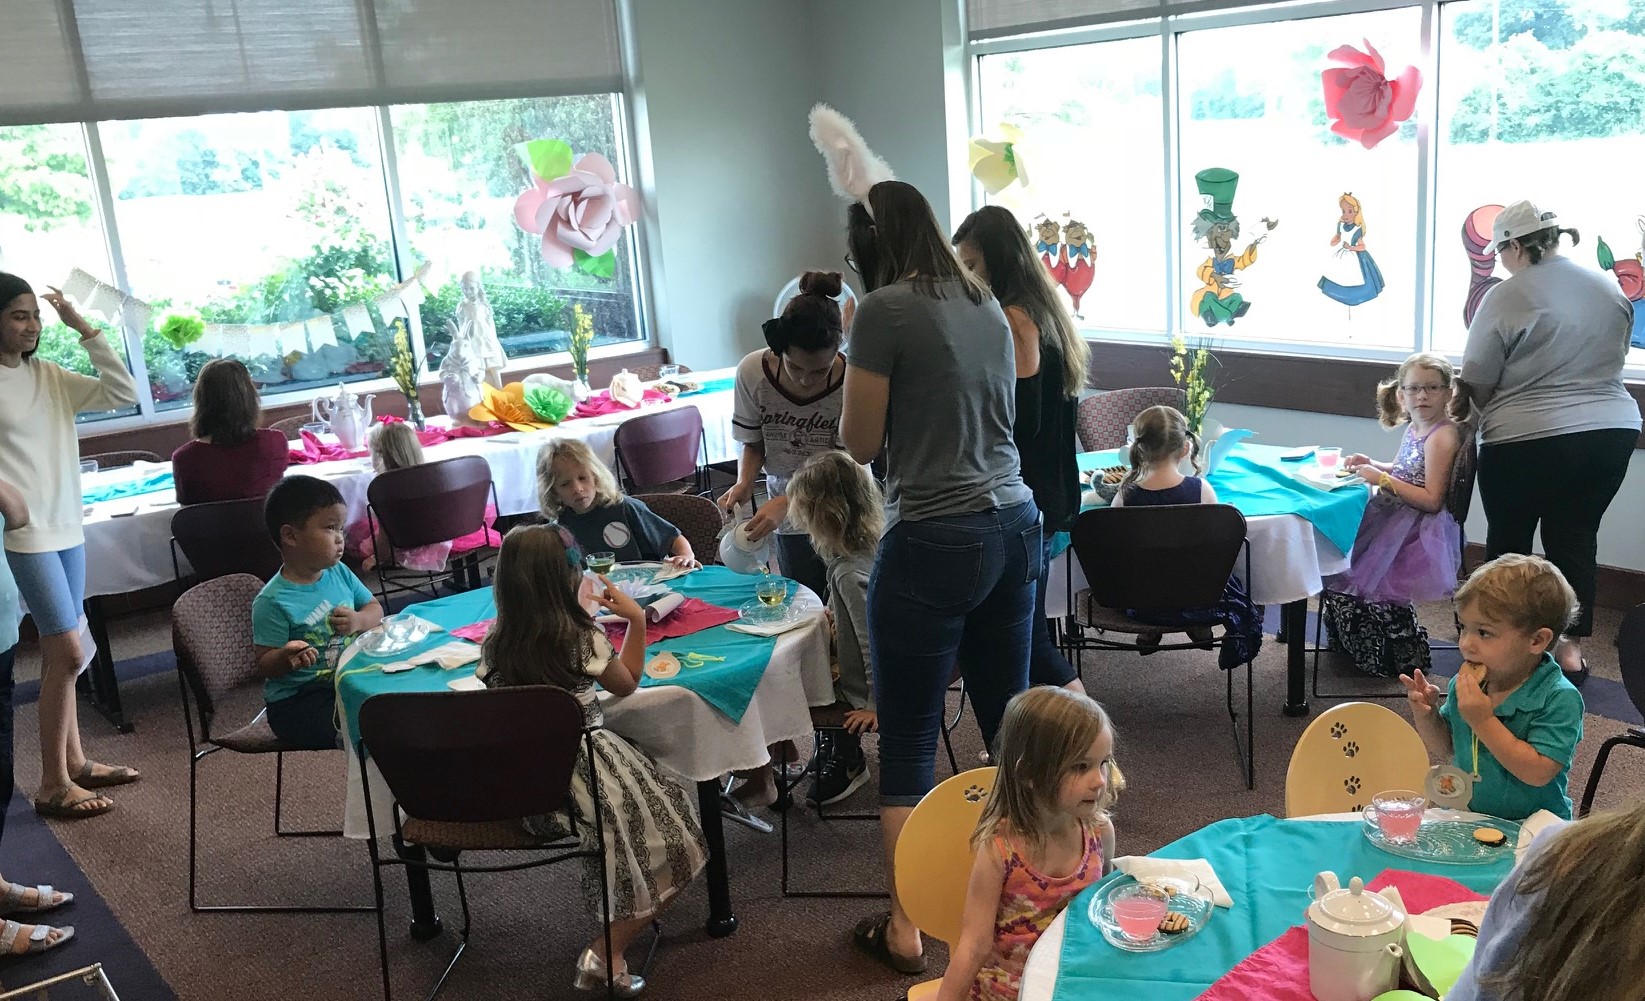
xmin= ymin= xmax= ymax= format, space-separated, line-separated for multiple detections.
xmin=806 ymin=738 xmax=868 ymax=807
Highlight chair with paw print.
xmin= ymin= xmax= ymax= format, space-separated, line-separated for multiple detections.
xmin=1285 ymin=702 xmax=1430 ymax=818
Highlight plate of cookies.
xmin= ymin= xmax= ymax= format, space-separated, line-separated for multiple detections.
xmin=1086 ymin=465 xmax=1129 ymax=504
xmin=1362 ymin=817 xmax=1521 ymax=864
xmin=1088 ymin=873 xmax=1214 ymax=952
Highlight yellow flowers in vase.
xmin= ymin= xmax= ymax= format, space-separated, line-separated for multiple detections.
xmin=569 ymin=304 xmax=595 ymax=386
xmin=1168 ymin=334 xmax=1221 ymax=438
xmin=387 ymin=318 xmax=426 ymax=430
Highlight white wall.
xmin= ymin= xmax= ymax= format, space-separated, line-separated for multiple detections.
xmin=1213 ymin=403 xmax=1645 ymax=573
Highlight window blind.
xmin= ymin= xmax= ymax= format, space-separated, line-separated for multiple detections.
xmin=0 ymin=0 xmax=623 ymax=127
xmin=967 ymin=0 xmax=1296 ymax=39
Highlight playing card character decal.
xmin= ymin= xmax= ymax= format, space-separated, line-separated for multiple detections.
xmin=1189 ymin=167 xmax=1278 ymax=328
xmin=1597 ymin=216 xmax=1645 ymax=349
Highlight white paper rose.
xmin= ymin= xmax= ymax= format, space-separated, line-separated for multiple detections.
xmin=513 ymin=152 xmax=640 ymax=271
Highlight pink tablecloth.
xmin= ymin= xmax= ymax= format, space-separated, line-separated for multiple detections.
xmin=448 ymin=597 xmax=738 ymax=647
xmin=568 ymin=388 xmax=673 ymax=420
xmin=289 ymin=422 xmax=508 ymax=464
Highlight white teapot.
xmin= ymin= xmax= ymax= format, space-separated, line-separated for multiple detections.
xmin=314 ymin=383 xmax=376 ymax=451
xmin=1307 ymin=873 xmax=1407 ymax=1001
xmin=718 ymin=510 xmax=772 ymax=576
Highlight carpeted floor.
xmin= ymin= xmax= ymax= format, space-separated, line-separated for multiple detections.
xmin=2 ymin=601 xmax=1640 ymax=1000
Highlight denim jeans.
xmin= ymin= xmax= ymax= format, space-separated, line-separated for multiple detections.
xmin=0 ymin=644 xmax=14 ymax=843
xmin=869 ymin=501 xmax=1040 ymax=806
xmin=1029 ymin=534 xmax=1078 ymax=688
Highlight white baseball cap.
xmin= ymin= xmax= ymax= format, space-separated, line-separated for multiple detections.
xmin=1491 ymin=200 xmax=1558 ymax=248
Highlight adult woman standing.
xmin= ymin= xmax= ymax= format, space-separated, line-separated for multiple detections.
xmin=171 ymin=358 xmax=289 ymax=505
xmin=0 ymin=273 xmax=141 ymax=819
xmin=841 ymin=182 xmax=1039 ymax=973
xmin=954 ymin=205 xmax=1089 ymax=694
xmin=1457 ymin=202 xmax=1641 ymax=685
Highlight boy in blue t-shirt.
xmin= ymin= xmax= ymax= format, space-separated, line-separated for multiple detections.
xmin=1401 ymin=554 xmax=1585 ymax=820
xmin=253 ymin=476 xmax=382 ymax=750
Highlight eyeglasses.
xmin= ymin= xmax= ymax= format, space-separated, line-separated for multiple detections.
xmin=844 ymin=253 xmax=858 ymax=274
xmin=1400 ymin=384 xmax=1446 ymax=397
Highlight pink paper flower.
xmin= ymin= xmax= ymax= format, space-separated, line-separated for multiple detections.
xmin=512 ymin=153 xmax=640 ymax=267
xmin=1322 ymin=40 xmax=1422 ymax=150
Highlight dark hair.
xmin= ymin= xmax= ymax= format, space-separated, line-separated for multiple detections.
xmin=263 ymin=475 xmax=344 ymax=545
xmin=482 ymin=524 xmax=600 ymax=693
xmin=0 ymin=272 xmax=40 ymax=362
xmin=763 ymin=271 xmax=844 ymax=355
xmin=846 ymin=203 xmax=882 ymax=293
xmin=952 ymin=206 xmax=1090 ymax=399
xmin=865 ymin=181 xmax=989 ymax=304
xmin=1503 ymin=211 xmax=1581 ymax=265
xmin=189 ymin=357 xmax=262 ymax=445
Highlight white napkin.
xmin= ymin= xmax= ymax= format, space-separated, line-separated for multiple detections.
xmin=1515 ymin=809 xmax=1565 ymax=858
xmin=1111 ymin=856 xmax=1234 ymax=908
xmin=726 ymin=614 xmax=813 ymax=637
xmin=446 ymin=674 xmax=485 ymax=691
xmin=648 ymin=562 xmax=701 ymax=583
xmin=596 ymin=589 xmax=686 ymax=624
xmin=379 ymin=640 xmax=481 ymax=673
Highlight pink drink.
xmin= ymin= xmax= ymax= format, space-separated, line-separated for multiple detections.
xmin=1112 ymin=897 xmax=1169 ymax=941
xmin=1317 ymin=447 xmax=1342 ymax=471
xmin=1375 ymin=801 xmax=1424 ymax=844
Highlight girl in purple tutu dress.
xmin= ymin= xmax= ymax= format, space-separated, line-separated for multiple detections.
xmin=1324 ymin=352 xmax=1464 ymax=676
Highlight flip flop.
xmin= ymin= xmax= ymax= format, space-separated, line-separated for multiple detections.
xmin=0 ymin=919 xmax=74 ymax=956
xmin=1562 ymin=659 xmax=1589 ymax=688
xmin=852 ymin=911 xmax=926 ymax=975
xmin=74 ymin=762 xmax=141 ymax=790
xmin=33 ymin=791 xmax=113 ymax=820
xmin=0 ymin=882 xmax=72 ymax=917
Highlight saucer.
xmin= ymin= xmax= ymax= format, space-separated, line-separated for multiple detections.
xmin=739 ymin=599 xmax=797 ymax=624
xmin=358 ymin=614 xmax=431 ymax=655
xmin=1089 ymin=876 xmax=1214 ymax=952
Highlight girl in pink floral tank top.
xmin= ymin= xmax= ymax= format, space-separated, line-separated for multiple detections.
xmin=938 ymin=688 xmax=1122 ymax=1001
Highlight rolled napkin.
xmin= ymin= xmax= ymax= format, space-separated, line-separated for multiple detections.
xmin=596 ymin=590 xmax=686 ymax=625
xmin=378 ymin=640 xmax=481 ymax=673
xmin=1110 ymin=856 xmax=1234 ymax=908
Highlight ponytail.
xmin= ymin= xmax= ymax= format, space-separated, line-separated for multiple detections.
xmin=766 ymin=270 xmax=844 ymax=356
xmin=1375 ymin=377 xmax=1403 ymax=428
xmin=1120 ymin=406 xmax=1193 ymax=489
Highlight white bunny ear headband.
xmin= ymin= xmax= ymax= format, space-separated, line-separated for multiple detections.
xmin=809 ymin=103 xmax=895 ymax=211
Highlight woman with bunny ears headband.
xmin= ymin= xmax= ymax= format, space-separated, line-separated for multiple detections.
xmin=812 ymin=106 xmax=1040 ymax=977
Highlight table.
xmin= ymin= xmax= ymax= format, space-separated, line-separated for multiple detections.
xmin=335 ymin=567 xmax=835 ymax=941
xmin=1020 ymin=811 xmax=1513 ymax=1001
xmin=1048 ymin=444 xmax=1369 ymax=718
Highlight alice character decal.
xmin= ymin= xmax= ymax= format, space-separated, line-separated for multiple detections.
xmin=1034 ymin=216 xmax=1068 ymax=289
xmin=1061 ymin=216 xmax=1096 ymax=319
xmin=1189 ymin=167 xmax=1278 ymax=328
xmin=1597 ymin=216 xmax=1645 ymax=349
xmin=1318 ymin=193 xmax=1386 ymax=309
xmin=1461 ymin=204 xmax=1505 ymax=327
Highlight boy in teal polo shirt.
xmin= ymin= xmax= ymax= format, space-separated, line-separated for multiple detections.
xmin=1401 ymin=554 xmax=1584 ymax=820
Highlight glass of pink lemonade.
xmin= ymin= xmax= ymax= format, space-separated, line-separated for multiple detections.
xmin=1316 ymin=447 xmax=1342 ymax=472
xmin=1109 ymin=884 xmax=1170 ymax=942
xmin=1365 ymin=789 xmax=1427 ymax=844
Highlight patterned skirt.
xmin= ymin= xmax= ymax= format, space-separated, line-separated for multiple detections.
xmin=524 ymin=728 xmax=708 ymax=923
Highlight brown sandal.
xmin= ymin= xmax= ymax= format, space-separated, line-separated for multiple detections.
xmin=74 ymin=762 xmax=141 ymax=790
xmin=33 ymin=791 xmax=113 ymax=820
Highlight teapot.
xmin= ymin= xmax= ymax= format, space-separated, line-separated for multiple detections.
xmin=1307 ymin=873 xmax=1407 ymax=1001
xmin=718 ymin=506 xmax=772 ymax=575
xmin=313 ymin=383 xmax=376 ymax=451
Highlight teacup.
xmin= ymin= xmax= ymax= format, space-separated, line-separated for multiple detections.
xmin=1363 ymin=789 xmax=1427 ymax=844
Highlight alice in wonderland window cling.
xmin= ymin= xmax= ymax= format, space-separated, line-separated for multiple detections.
xmin=1188 ymin=167 xmax=1279 ymax=328
xmin=1460 ymin=204 xmax=1505 ymax=327
xmin=1597 ymin=215 xmax=1645 ymax=349
xmin=1318 ymin=192 xmax=1386 ymax=311
xmin=1034 ymin=216 xmax=1067 ymax=289
xmin=1060 ymin=217 xmax=1096 ymax=320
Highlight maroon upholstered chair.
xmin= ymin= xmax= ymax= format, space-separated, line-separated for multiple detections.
xmin=612 ymin=405 xmax=708 ymax=495
xmin=1075 ymin=387 xmax=1188 ymax=453
xmin=82 ymin=449 xmax=162 ymax=469
xmin=366 ymin=455 xmax=500 ymax=604
xmin=267 ymin=415 xmax=312 ymax=438
xmin=170 ymin=497 xmax=282 ymax=584
xmin=634 ymin=492 xmax=723 ymax=564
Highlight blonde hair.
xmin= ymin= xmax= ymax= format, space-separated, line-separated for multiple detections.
xmin=535 ymin=438 xmax=623 ymax=516
xmin=1123 ymin=405 xmax=1195 ymax=488
xmin=973 ymin=687 xmax=1123 ymax=855
xmin=1376 ymin=352 xmax=1456 ymax=428
xmin=1339 ymin=193 xmax=1366 ymax=240
xmin=786 ymin=451 xmax=884 ymax=560
xmin=1478 ymin=802 xmax=1645 ymax=1001
xmin=1454 ymin=553 xmax=1578 ymax=638
xmin=369 ymin=421 xmax=425 ymax=473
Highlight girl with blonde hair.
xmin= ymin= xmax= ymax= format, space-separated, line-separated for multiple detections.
xmin=537 ymin=438 xmax=696 ymax=567
xmin=1319 ymin=192 xmax=1386 ymax=307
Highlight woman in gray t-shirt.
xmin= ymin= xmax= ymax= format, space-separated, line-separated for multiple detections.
xmin=1458 ymin=200 xmax=1642 ymax=683
xmin=839 ymin=181 xmax=1038 ymax=973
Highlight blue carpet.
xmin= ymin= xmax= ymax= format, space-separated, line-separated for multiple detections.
xmin=1 ymin=794 xmax=175 ymax=999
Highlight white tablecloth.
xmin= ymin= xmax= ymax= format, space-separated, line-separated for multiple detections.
xmin=77 ymin=371 xmax=738 ymax=599
xmin=340 ymin=589 xmax=835 ymax=839
xmin=1046 ymin=513 xmax=1350 ymax=615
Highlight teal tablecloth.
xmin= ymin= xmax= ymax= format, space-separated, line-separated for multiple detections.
xmin=81 ymin=469 xmax=174 ymax=504
xmin=680 ymin=377 xmax=736 ymax=397
xmin=335 ymin=566 xmax=782 ymax=743
xmin=1077 ymin=443 xmax=1369 ymax=555
xmin=1052 ymin=815 xmax=1514 ymax=1001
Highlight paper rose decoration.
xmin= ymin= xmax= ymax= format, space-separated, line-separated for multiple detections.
xmin=513 ymin=140 xmax=640 ymax=279
xmin=522 ymin=384 xmax=574 ymax=424
xmin=469 ymin=382 xmax=558 ymax=432
xmin=1322 ymin=40 xmax=1421 ymax=150
xmin=968 ymin=123 xmax=1030 ymax=196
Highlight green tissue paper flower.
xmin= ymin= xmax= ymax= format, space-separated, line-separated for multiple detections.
xmin=157 ymin=311 xmax=206 ymax=351
xmin=523 ymin=385 xmax=574 ymax=423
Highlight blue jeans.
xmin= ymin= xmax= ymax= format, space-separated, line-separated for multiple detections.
xmin=6 ymin=546 xmax=86 ymax=637
xmin=869 ymin=501 xmax=1040 ymax=806
xmin=0 ymin=644 xmax=13 ymax=844
xmin=1030 ymin=534 xmax=1078 ymax=687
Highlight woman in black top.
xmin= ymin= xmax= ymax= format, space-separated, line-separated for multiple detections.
xmin=954 ymin=206 xmax=1090 ymax=691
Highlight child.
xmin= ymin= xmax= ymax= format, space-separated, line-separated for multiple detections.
xmin=786 ymin=450 xmax=880 ymax=806
xmin=939 ymin=687 xmax=1119 ymax=1001
xmin=538 ymin=438 xmax=697 ymax=567
xmin=1326 ymin=352 xmax=1463 ymax=677
xmin=368 ymin=418 xmax=424 ymax=474
xmin=1399 ymin=554 xmax=1584 ymax=820
xmin=253 ymin=476 xmax=383 ymax=750
xmin=357 ymin=420 xmax=499 ymax=576
xmin=719 ymin=270 xmax=847 ymax=602
xmin=1109 ymin=405 xmax=1218 ymax=507
xmin=1447 ymin=801 xmax=1643 ymax=1001
xmin=479 ymin=524 xmax=707 ymax=995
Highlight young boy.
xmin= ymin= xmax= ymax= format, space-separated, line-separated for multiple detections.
xmin=1400 ymin=554 xmax=1585 ymax=820
xmin=254 ymin=476 xmax=382 ymax=750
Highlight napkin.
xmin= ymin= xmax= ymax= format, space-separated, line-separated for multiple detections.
xmin=726 ymin=612 xmax=815 ymax=638
xmin=1110 ymin=856 xmax=1234 ymax=908
xmin=1515 ymin=809 xmax=1564 ymax=857
xmin=596 ymin=590 xmax=686 ymax=625
xmin=447 ymin=674 xmax=486 ymax=691
xmin=378 ymin=640 xmax=481 ymax=673
xmin=648 ymin=562 xmax=701 ymax=583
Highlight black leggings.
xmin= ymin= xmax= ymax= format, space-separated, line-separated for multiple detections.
xmin=1477 ymin=427 xmax=1637 ymax=636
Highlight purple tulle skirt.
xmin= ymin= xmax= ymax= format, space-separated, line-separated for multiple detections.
xmin=1326 ymin=493 xmax=1462 ymax=605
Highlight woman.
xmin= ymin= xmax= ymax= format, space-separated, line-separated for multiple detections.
xmin=0 ymin=273 xmax=141 ymax=819
xmin=1456 ymin=201 xmax=1641 ymax=685
xmin=954 ymin=205 xmax=1089 ymax=695
xmin=841 ymin=181 xmax=1039 ymax=974
xmin=170 ymin=358 xmax=289 ymax=505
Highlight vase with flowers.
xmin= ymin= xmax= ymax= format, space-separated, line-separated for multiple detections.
xmin=568 ymin=304 xmax=595 ymax=402
xmin=1168 ymin=335 xmax=1224 ymax=469
xmin=387 ymin=318 xmax=426 ymax=430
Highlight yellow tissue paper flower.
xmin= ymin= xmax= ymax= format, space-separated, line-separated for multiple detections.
xmin=468 ymin=381 xmax=558 ymax=432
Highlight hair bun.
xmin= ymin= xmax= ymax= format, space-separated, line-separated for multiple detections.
xmin=799 ymin=270 xmax=843 ymax=299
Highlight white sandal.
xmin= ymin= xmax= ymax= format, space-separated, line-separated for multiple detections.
xmin=0 ymin=919 xmax=74 ymax=957
xmin=0 ymin=881 xmax=72 ymax=917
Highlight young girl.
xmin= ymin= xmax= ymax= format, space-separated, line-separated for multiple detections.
xmin=719 ymin=270 xmax=847 ymax=602
xmin=1110 ymin=405 xmax=1218 ymax=507
xmin=939 ymin=687 xmax=1119 ymax=1001
xmin=538 ymin=438 xmax=697 ymax=567
xmin=352 ymin=420 xmax=494 ymax=573
xmin=1325 ymin=352 xmax=1462 ymax=677
xmin=479 ymin=524 xmax=707 ymax=995
xmin=787 ymin=449 xmax=880 ymax=806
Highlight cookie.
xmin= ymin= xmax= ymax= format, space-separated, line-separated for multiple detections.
xmin=1100 ymin=465 xmax=1127 ymax=486
xmin=1158 ymin=911 xmax=1191 ymax=934
xmin=1472 ymin=826 xmax=1508 ymax=847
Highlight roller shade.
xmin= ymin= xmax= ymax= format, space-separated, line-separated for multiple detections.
xmin=967 ymin=0 xmax=1297 ymax=39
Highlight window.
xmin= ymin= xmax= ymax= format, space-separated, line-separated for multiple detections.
xmin=390 ymin=95 xmax=643 ymax=368
xmin=0 ymin=123 xmax=136 ymax=423
xmin=976 ymin=37 xmax=1167 ymax=332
